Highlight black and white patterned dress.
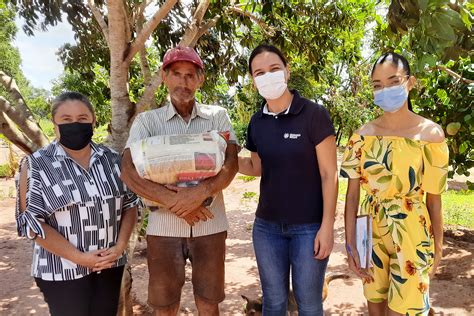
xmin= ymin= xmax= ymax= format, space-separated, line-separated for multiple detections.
xmin=15 ymin=141 xmax=142 ymax=281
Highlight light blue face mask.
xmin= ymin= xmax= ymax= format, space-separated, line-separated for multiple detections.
xmin=373 ymin=84 xmax=408 ymax=113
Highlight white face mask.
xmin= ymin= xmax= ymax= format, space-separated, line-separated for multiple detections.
xmin=254 ymin=70 xmax=288 ymax=100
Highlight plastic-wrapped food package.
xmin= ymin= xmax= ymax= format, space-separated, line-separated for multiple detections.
xmin=130 ymin=130 xmax=228 ymax=185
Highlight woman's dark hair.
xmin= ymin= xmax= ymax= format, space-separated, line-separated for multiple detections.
xmin=51 ymin=91 xmax=95 ymax=119
xmin=248 ymin=44 xmax=287 ymax=74
xmin=371 ymin=52 xmax=413 ymax=111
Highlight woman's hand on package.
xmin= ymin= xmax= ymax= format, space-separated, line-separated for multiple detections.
xmin=165 ymin=184 xmax=209 ymax=217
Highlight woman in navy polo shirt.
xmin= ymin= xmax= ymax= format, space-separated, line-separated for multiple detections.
xmin=239 ymin=45 xmax=338 ymax=315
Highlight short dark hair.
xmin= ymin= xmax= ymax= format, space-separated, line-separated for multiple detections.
xmin=248 ymin=44 xmax=288 ymax=74
xmin=371 ymin=52 xmax=413 ymax=111
xmin=51 ymin=91 xmax=95 ymax=119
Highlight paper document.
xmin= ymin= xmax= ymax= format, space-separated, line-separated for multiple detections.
xmin=356 ymin=215 xmax=373 ymax=269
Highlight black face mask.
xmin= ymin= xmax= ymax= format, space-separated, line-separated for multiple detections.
xmin=58 ymin=122 xmax=94 ymax=150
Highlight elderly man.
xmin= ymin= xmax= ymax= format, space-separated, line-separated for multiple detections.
xmin=121 ymin=46 xmax=238 ymax=316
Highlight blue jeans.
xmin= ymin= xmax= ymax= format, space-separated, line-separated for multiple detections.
xmin=252 ymin=217 xmax=329 ymax=316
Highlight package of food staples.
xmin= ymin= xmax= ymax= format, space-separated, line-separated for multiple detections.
xmin=130 ymin=130 xmax=229 ymax=186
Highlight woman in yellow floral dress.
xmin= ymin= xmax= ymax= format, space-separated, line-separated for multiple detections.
xmin=341 ymin=52 xmax=448 ymax=316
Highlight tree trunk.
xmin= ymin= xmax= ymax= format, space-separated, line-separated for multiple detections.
xmin=107 ymin=1 xmax=133 ymax=152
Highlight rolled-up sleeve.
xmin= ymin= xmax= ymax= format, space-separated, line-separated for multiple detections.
xmin=216 ymin=109 xmax=239 ymax=145
xmin=15 ymin=156 xmax=47 ymax=239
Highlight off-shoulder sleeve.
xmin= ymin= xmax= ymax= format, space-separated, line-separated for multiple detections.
xmin=340 ymin=134 xmax=364 ymax=179
xmin=421 ymin=141 xmax=449 ymax=194
xmin=15 ymin=156 xmax=47 ymax=239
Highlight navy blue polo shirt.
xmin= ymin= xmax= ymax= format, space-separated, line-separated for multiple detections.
xmin=245 ymin=90 xmax=335 ymax=224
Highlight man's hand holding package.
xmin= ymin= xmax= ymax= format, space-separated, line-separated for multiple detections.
xmin=165 ymin=184 xmax=211 ymax=217
xmin=182 ymin=206 xmax=214 ymax=226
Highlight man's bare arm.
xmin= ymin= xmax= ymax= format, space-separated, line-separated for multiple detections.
xmin=201 ymin=143 xmax=239 ymax=195
xmin=121 ymin=149 xmax=176 ymax=208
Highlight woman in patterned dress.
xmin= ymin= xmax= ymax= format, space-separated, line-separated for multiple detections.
xmin=341 ymin=53 xmax=448 ymax=316
xmin=16 ymin=92 xmax=141 ymax=316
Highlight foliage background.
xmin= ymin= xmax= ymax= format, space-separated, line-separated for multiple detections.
xmin=1 ymin=0 xmax=473 ymax=186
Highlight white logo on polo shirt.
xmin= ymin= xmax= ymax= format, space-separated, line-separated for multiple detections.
xmin=283 ymin=133 xmax=301 ymax=139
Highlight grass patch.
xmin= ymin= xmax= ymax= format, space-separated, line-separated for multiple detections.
xmin=338 ymin=179 xmax=364 ymax=201
xmin=38 ymin=119 xmax=56 ymax=140
xmin=443 ymin=190 xmax=473 ymax=228
xmin=338 ymin=179 xmax=348 ymax=201
xmin=0 ymin=164 xmax=14 ymax=178
xmin=238 ymin=175 xmax=257 ymax=182
xmin=242 ymin=191 xmax=258 ymax=200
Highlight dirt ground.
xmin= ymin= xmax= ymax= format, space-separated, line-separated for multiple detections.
xmin=0 ymin=177 xmax=472 ymax=316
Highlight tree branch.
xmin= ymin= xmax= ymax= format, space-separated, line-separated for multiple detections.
xmin=0 ymin=72 xmax=49 ymax=147
xmin=138 ymin=0 xmax=154 ymax=18
xmin=227 ymin=6 xmax=275 ymax=36
xmin=0 ymin=111 xmax=38 ymax=154
xmin=87 ymin=0 xmax=109 ymax=45
xmin=436 ymin=65 xmax=474 ymax=84
xmin=135 ymin=68 xmax=163 ymax=114
xmin=180 ymin=15 xmax=220 ymax=47
xmin=124 ymin=0 xmax=178 ymax=64
xmin=192 ymin=0 xmax=210 ymax=25
xmin=179 ymin=0 xmax=212 ymax=46
xmin=135 ymin=0 xmax=220 ymax=115
xmin=136 ymin=13 xmax=152 ymax=85
xmin=122 ymin=0 xmax=132 ymax=42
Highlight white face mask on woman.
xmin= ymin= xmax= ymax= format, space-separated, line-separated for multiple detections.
xmin=254 ymin=70 xmax=287 ymax=100
xmin=373 ymin=83 xmax=409 ymax=113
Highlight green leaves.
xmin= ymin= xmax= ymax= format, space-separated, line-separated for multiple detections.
xmin=460 ymin=7 xmax=473 ymax=29
xmin=390 ymin=213 xmax=408 ymax=220
xmin=423 ymin=146 xmax=433 ymax=165
xmin=390 ymin=263 xmax=401 ymax=272
xmin=391 ymin=273 xmax=408 ymax=284
xmin=431 ymin=12 xmax=456 ymax=42
xmin=417 ymin=249 xmax=427 ymax=262
xmin=377 ymin=175 xmax=393 ymax=184
xmin=418 ymin=0 xmax=429 ymax=11
xmin=409 ymin=167 xmax=416 ymax=191
xmin=382 ymin=149 xmax=391 ymax=170
xmin=377 ymin=287 xmax=389 ymax=294
xmin=439 ymin=173 xmax=447 ymax=192
xmin=395 ymin=176 xmax=403 ymax=192
xmin=372 ymin=250 xmax=384 ymax=269
xmin=340 ymin=169 xmax=350 ymax=178
xmin=367 ymin=166 xmax=386 ymax=176
xmin=364 ymin=161 xmax=380 ymax=169
xmin=370 ymin=298 xmax=386 ymax=303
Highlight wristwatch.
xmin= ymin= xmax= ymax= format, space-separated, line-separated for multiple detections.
xmin=202 ymin=196 xmax=214 ymax=207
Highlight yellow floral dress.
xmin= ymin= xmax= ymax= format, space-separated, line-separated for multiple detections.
xmin=341 ymin=133 xmax=449 ymax=315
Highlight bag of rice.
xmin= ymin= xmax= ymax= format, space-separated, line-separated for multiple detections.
xmin=130 ymin=130 xmax=228 ymax=185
